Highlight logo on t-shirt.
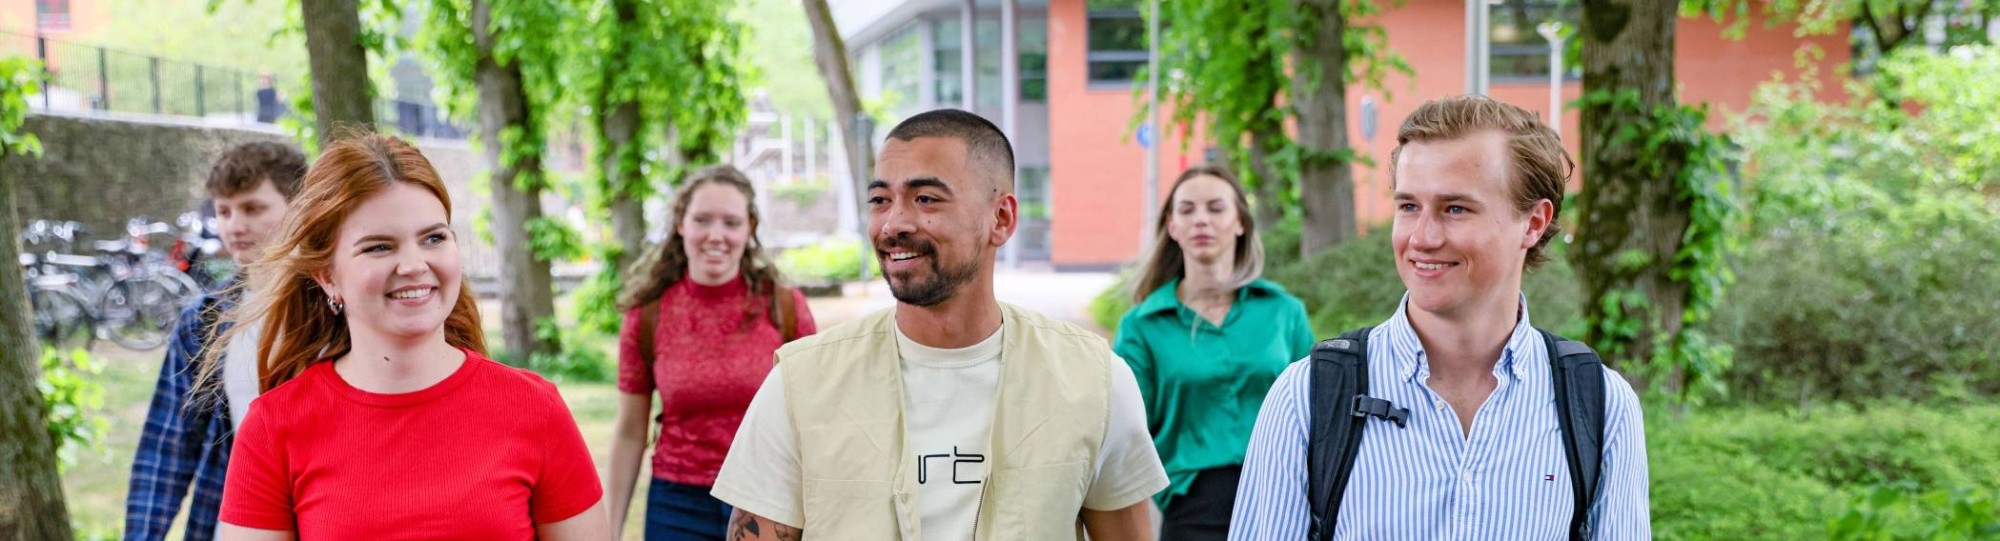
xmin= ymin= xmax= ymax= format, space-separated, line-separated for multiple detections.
xmin=916 ymin=446 xmax=986 ymax=485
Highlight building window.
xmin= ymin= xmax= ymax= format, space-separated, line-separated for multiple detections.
xmin=1020 ymin=20 xmax=1048 ymax=101
xmin=37 ymin=0 xmax=72 ymax=31
xmin=1489 ymin=0 xmax=1579 ymax=81
xmin=1019 ymin=166 xmax=1051 ymax=221
xmin=1087 ymin=8 xmax=1148 ymax=85
xmin=934 ymin=20 xmax=965 ymax=106
xmin=880 ymin=26 xmax=924 ymax=110
xmin=935 ymin=17 xmax=1052 ymax=105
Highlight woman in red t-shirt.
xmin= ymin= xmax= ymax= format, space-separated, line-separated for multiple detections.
xmin=604 ymin=165 xmax=816 ymax=540
xmin=212 ymin=135 xmax=606 ymax=541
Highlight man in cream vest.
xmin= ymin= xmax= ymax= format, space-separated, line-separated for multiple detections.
xmin=713 ymin=109 xmax=1167 ymax=540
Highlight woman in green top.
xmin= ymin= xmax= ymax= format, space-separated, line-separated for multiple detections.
xmin=1113 ymin=165 xmax=1316 ymax=540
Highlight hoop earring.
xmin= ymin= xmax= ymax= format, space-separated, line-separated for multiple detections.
xmin=328 ymin=297 xmax=345 ymax=315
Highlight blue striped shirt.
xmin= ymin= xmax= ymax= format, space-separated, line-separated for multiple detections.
xmin=1229 ymin=296 xmax=1650 ymax=540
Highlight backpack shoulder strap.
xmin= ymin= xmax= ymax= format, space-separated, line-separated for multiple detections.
xmin=774 ymin=284 xmax=798 ymax=343
xmin=1307 ymin=326 xmax=1373 ymax=541
xmin=638 ymin=299 xmax=661 ymax=368
xmin=1539 ymin=328 xmax=1608 ymax=541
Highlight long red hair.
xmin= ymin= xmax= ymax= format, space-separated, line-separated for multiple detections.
xmin=200 ymin=135 xmax=486 ymax=394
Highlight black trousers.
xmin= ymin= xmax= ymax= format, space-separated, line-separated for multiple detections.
xmin=1161 ymin=465 xmax=1242 ymax=541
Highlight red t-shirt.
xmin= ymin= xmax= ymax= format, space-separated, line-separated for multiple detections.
xmin=618 ymin=276 xmax=816 ymax=486
xmin=219 ymin=349 xmax=603 ymax=539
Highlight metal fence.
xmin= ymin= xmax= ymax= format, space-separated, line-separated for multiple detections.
xmin=1 ymin=31 xmax=465 ymax=140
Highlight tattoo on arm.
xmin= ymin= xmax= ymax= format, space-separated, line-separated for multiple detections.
xmin=728 ymin=509 xmax=802 ymax=541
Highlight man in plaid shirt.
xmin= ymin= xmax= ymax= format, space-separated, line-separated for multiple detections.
xmin=125 ymin=142 xmax=304 ymax=541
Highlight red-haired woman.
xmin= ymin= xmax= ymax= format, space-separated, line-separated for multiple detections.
xmin=212 ymin=135 xmax=606 ymax=540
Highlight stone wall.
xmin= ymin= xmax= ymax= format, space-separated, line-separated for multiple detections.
xmin=3 ymin=114 xmax=291 ymax=237
xmin=2 ymin=113 xmax=490 ymax=271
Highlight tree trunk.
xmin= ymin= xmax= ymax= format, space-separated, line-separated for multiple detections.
xmin=602 ymin=99 xmax=646 ymax=276
xmin=1293 ymin=0 xmax=1358 ymax=258
xmin=0 ymin=168 xmax=75 ymax=539
xmin=801 ymin=0 xmax=873 ymax=221
xmin=301 ymin=0 xmax=373 ymax=144
xmin=472 ymin=0 xmax=558 ymax=361
xmin=1574 ymin=0 xmax=1686 ymax=386
xmin=610 ymin=193 xmax=646 ymax=269
xmin=1245 ymin=130 xmax=1285 ymax=228
xmin=599 ymin=0 xmax=647 ymax=271
xmin=1239 ymin=23 xmax=1287 ymax=232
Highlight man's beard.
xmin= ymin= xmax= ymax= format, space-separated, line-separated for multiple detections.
xmin=878 ymin=236 xmax=980 ymax=307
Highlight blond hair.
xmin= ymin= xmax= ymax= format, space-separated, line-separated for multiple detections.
xmin=1390 ymin=95 xmax=1573 ymax=267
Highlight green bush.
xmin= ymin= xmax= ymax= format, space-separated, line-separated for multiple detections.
xmin=1088 ymin=274 xmax=1134 ymax=334
xmin=571 ymin=243 xmax=628 ymax=336
xmin=1649 ymin=403 xmax=2000 ymax=540
xmin=519 ymin=316 xmax=614 ymax=384
xmin=1829 ymin=483 xmax=2000 ymax=540
xmin=1712 ymin=45 xmax=2000 ymax=405
xmin=40 ymin=347 xmax=109 ymax=472
xmin=777 ymin=237 xmax=873 ymax=284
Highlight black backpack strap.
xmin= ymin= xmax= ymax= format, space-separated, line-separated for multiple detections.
xmin=1306 ymin=326 xmax=1373 ymax=541
xmin=1540 ymin=329 xmax=1608 ymax=541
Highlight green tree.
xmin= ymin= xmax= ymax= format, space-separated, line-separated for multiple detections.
xmin=567 ymin=0 xmax=746 ymax=333
xmin=1572 ymin=0 xmax=1738 ymax=399
xmin=1684 ymin=0 xmax=1999 ymax=70
xmin=420 ymin=0 xmax=568 ymax=360
xmin=302 ymin=0 xmax=377 ymax=142
xmin=735 ymin=0 xmax=830 ymax=122
xmin=0 ymin=56 xmax=74 ymax=541
xmin=1145 ymin=0 xmax=1407 ymax=257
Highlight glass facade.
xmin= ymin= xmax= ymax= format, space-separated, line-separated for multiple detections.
xmin=1489 ymin=0 xmax=1580 ymax=80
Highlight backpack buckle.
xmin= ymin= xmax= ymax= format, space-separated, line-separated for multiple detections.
xmin=1350 ymin=395 xmax=1410 ymax=428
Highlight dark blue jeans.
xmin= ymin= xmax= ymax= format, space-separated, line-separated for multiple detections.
xmin=646 ymin=478 xmax=732 ymax=541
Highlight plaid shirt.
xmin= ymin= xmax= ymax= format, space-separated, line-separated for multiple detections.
xmin=124 ymin=290 xmax=236 ymax=541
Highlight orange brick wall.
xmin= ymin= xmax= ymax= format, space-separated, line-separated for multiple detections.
xmin=1046 ymin=0 xmax=1209 ymax=269
xmin=1045 ymin=0 xmax=1847 ymax=267
xmin=0 ymin=0 xmax=106 ymax=37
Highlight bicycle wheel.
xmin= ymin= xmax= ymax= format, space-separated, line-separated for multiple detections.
xmin=149 ymin=266 xmax=204 ymax=308
xmin=30 ymin=285 xmax=95 ymax=351
xmin=98 ymin=275 xmax=179 ymax=351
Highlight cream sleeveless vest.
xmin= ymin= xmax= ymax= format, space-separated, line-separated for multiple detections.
xmin=776 ymin=303 xmax=1114 ymax=540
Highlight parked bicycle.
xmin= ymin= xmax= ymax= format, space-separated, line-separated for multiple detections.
xmin=169 ymin=210 xmax=233 ymax=292
xmin=19 ymin=218 xmax=203 ymax=351
xmin=20 ymin=252 xmax=97 ymax=351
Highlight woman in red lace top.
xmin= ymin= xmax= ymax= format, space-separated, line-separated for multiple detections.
xmin=603 ymin=165 xmax=817 ymax=540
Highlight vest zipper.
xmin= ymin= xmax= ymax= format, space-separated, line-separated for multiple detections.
xmin=968 ymin=482 xmax=987 ymax=541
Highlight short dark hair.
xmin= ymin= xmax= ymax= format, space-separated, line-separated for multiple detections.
xmin=884 ymin=109 xmax=1016 ymax=191
xmin=207 ymin=141 xmax=308 ymax=199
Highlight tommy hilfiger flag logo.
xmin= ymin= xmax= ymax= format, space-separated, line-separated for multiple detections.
xmin=1545 ymin=474 xmax=1556 ymax=481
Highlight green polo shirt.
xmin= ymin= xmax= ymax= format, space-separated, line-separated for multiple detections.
xmin=1112 ymin=277 xmax=1316 ymax=511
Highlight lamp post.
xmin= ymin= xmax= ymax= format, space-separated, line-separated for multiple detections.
xmin=1536 ymin=21 xmax=1565 ymax=138
xmin=1465 ymin=0 xmax=1494 ymax=95
xmin=1142 ymin=0 xmax=1162 ymax=250
xmin=852 ymin=112 xmax=876 ymax=282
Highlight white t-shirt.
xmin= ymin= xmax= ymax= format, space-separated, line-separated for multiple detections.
xmin=712 ymin=321 xmax=1166 ymax=537
xmin=223 ymin=316 xmax=262 ymax=431
xmin=220 ymin=295 xmax=263 ymax=540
